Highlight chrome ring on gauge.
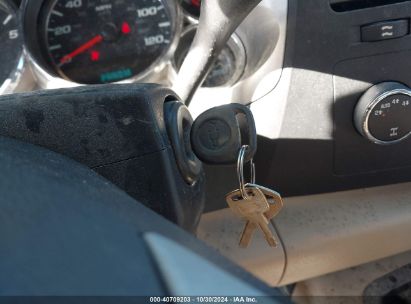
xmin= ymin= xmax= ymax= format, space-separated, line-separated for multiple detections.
xmin=179 ymin=0 xmax=201 ymax=22
xmin=23 ymin=0 xmax=180 ymax=85
xmin=0 ymin=0 xmax=24 ymax=94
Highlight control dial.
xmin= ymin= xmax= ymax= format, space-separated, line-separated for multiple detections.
xmin=354 ymin=82 xmax=411 ymax=145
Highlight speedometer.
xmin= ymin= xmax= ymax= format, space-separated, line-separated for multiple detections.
xmin=39 ymin=0 xmax=178 ymax=84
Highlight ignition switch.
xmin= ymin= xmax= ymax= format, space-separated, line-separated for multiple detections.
xmin=165 ymin=102 xmax=257 ymax=183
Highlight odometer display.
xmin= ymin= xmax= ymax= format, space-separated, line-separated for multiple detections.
xmin=42 ymin=0 xmax=176 ymax=84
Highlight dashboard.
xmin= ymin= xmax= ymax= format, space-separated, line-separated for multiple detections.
xmin=4 ymin=0 xmax=411 ymax=212
xmin=0 ymin=0 xmax=199 ymax=87
xmin=0 ymin=0 xmax=284 ymax=100
xmin=1 ymin=0 xmax=409 ymax=289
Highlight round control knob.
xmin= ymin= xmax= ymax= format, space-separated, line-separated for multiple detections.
xmin=354 ymin=82 xmax=411 ymax=145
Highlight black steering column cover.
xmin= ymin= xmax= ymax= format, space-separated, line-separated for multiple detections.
xmin=0 ymin=84 xmax=205 ymax=231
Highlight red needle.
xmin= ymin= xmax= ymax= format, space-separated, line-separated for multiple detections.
xmin=60 ymin=34 xmax=103 ymax=64
xmin=191 ymin=0 xmax=200 ymax=7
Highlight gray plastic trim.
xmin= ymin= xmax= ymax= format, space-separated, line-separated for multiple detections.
xmin=144 ymin=232 xmax=274 ymax=297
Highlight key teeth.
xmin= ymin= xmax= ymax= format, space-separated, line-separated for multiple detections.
xmin=267 ymin=238 xmax=278 ymax=248
xmin=226 ymin=186 xmax=282 ymax=249
xmin=239 ymin=241 xmax=249 ymax=248
xmin=239 ymin=232 xmax=278 ymax=248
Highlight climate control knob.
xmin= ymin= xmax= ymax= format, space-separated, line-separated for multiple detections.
xmin=354 ymin=82 xmax=411 ymax=145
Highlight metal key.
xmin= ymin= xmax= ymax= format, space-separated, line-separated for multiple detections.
xmin=248 ymin=183 xmax=283 ymax=218
xmin=226 ymin=186 xmax=277 ymax=247
xmin=238 ymin=183 xmax=284 ymax=248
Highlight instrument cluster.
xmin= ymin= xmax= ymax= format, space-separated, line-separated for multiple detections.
xmin=0 ymin=0 xmax=248 ymax=93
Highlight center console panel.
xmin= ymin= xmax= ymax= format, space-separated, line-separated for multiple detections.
xmin=256 ymin=0 xmax=411 ymax=197
xmin=204 ymin=0 xmax=411 ymax=211
xmin=239 ymin=0 xmax=411 ymax=206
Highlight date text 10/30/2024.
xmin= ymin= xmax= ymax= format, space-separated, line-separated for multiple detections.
xmin=149 ymin=297 xmax=261 ymax=303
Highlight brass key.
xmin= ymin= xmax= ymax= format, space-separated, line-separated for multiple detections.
xmin=238 ymin=183 xmax=284 ymax=248
xmin=248 ymin=183 xmax=283 ymax=218
xmin=226 ymin=186 xmax=277 ymax=248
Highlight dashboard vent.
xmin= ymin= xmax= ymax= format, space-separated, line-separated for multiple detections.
xmin=330 ymin=0 xmax=410 ymax=12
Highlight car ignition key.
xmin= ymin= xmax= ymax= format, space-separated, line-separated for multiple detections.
xmin=226 ymin=186 xmax=277 ymax=247
xmin=225 ymin=145 xmax=281 ymax=248
xmin=247 ymin=183 xmax=283 ymax=220
xmin=239 ymin=183 xmax=283 ymax=248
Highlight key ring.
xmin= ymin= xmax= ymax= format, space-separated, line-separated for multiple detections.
xmin=237 ymin=145 xmax=256 ymax=200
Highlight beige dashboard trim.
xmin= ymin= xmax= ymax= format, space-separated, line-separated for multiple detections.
xmin=197 ymin=182 xmax=411 ymax=286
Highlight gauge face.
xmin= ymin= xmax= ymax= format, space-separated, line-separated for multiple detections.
xmin=180 ymin=0 xmax=200 ymax=19
xmin=174 ymin=27 xmax=245 ymax=88
xmin=41 ymin=0 xmax=176 ymax=84
xmin=202 ymin=47 xmax=237 ymax=87
xmin=368 ymin=93 xmax=411 ymax=142
xmin=0 ymin=0 xmax=22 ymax=92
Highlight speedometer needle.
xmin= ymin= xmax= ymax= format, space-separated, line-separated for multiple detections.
xmin=60 ymin=34 xmax=103 ymax=64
